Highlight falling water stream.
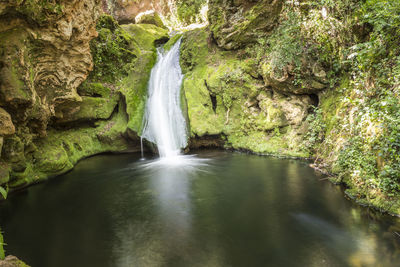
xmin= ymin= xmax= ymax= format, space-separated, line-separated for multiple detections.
xmin=141 ymin=39 xmax=188 ymax=159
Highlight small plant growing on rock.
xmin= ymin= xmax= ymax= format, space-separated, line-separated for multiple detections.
xmin=0 ymin=227 xmax=5 ymax=260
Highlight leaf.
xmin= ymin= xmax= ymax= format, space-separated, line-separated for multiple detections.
xmin=0 ymin=186 xmax=7 ymax=200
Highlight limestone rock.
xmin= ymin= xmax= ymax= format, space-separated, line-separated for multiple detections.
xmin=261 ymin=60 xmax=329 ymax=94
xmin=55 ymin=96 xmax=119 ymax=123
xmin=135 ymin=10 xmax=167 ymax=29
xmin=0 ymin=0 xmax=102 ymax=137
xmin=0 ymin=255 xmax=30 ymax=267
xmin=208 ymin=0 xmax=283 ymax=49
xmin=0 ymin=108 xmax=15 ymax=136
xmin=104 ymin=0 xmax=172 ymax=24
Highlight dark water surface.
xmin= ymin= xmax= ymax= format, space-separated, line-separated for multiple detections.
xmin=1 ymin=151 xmax=400 ymax=267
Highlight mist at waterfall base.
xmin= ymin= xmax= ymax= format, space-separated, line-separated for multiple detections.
xmin=140 ymin=38 xmax=204 ymax=168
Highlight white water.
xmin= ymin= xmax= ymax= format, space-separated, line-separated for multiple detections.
xmin=141 ymin=39 xmax=188 ymax=159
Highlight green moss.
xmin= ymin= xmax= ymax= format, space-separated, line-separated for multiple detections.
xmin=163 ymin=34 xmax=182 ymax=52
xmin=181 ymin=28 xmax=308 ymax=157
xmin=13 ymin=0 xmax=63 ymax=25
xmin=89 ymin=16 xmax=141 ymax=83
xmin=66 ymin=96 xmax=118 ymax=122
xmin=176 ymin=0 xmax=207 ymax=24
xmin=77 ymin=82 xmax=112 ymax=97
xmin=87 ymin=18 xmax=168 ymax=135
xmin=7 ymin=113 xmax=130 ymax=189
xmin=0 ymin=162 xmax=10 ymax=185
xmin=121 ymin=24 xmax=169 ymax=51
xmin=120 ymin=52 xmax=157 ymax=134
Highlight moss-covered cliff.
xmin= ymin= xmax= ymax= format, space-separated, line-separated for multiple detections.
xmin=180 ymin=0 xmax=400 ymax=215
xmin=0 ymin=1 xmax=168 ymax=196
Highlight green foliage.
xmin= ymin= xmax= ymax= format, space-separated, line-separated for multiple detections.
xmin=176 ymin=0 xmax=207 ymax=24
xmin=0 ymin=227 xmax=4 ymax=260
xmin=303 ymin=107 xmax=326 ymax=153
xmin=266 ymin=10 xmax=303 ymax=71
xmin=96 ymin=14 xmax=119 ymax=32
xmin=89 ymin=15 xmax=138 ymax=83
xmin=0 ymin=186 xmax=7 ymax=200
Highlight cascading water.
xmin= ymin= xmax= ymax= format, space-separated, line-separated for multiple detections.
xmin=141 ymin=39 xmax=188 ymax=159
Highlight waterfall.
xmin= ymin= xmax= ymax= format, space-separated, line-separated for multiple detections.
xmin=141 ymin=39 xmax=188 ymax=158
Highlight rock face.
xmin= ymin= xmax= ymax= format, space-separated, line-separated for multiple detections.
xmin=261 ymin=59 xmax=329 ymax=95
xmin=0 ymin=0 xmax=101 ymax=136
xmin=0 ymin=108 xmax=15 ymax=136
xmin=208 ymin=0 xmax=283 ymax=49
xmin=0 ymin=256 xmax=30 ymax=267
xmin=135 ymin=10 xmax=167 ymax=29
xmin=0 ymin=0 xmax=105 ymax=188
xmin=180 ymin=29 xmax=312 ymax=157
xmin=104 ymin=0 xmax=173 ymax=24
xmin=0 ymin=1 xmax=168 ymax=191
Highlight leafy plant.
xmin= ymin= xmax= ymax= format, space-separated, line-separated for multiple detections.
xmin=0 ymin=227 xmax=5 ymax=260
xmin=303 ymin=107 xmax=327 ymax=153
xmin=89 ymin=15 xmax=138 ymax=83
xmin=0 ymin=186 xmax=7 ymax=200
xmin=176 ymin=0 xmax=207 ymax=24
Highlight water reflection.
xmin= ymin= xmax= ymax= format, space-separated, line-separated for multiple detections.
xmin=113 ymin=156 xmax=209 ymax=266
xmin=0 ymin=151 xmax=400 ymax=267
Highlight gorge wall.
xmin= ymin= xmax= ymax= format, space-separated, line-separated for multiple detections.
xmin=181 ymin=0 xmax=400 ymax=215
xmin=0 ymin=0 xmax=399 ymax=219
xmin=0 ymin=0 xmax=169 ymax=191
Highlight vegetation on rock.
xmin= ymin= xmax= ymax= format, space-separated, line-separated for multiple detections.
xmin=180 ymin=0 xmax=400 ymax=214
xmin=0 ymin=227 xmax=4 ymax=260
xmin=0 ymin=0 xmax=399 ymax=219
xmin=180 ymin=28 xmax=311 ymax=157
xmin=176 ymin=0 xmax=207 ymax=25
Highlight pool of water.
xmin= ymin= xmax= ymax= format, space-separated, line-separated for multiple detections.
xmin=1 ymin=150 xmax=399 ymax=267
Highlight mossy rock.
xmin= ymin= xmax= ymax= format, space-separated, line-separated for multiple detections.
xmin=121 ymin=24 xmax=169 ymax=51
xmin=0 ymin=255 xmax=31 ymax=267
xmin=118 ymin=24 xmax=169 ymax=134
xmin=0 ymin=162 xmax=10 ymax=185
xmin=135 ymin=11 xmax=167 ymax=30
xmin=120 ymin=52 xmax=157 ymax=134
xmin=77 ymin=82 xmax=112 ymax=98
xmin=208 ymin=0 xmax=283 ymax=49
xmin=55 ymin=96 xmax=119 ymax=123
xmin=163 ymin=34 xmax=182 ymax=52
xmin=180 ymin=28 xmax=310 ymax=157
